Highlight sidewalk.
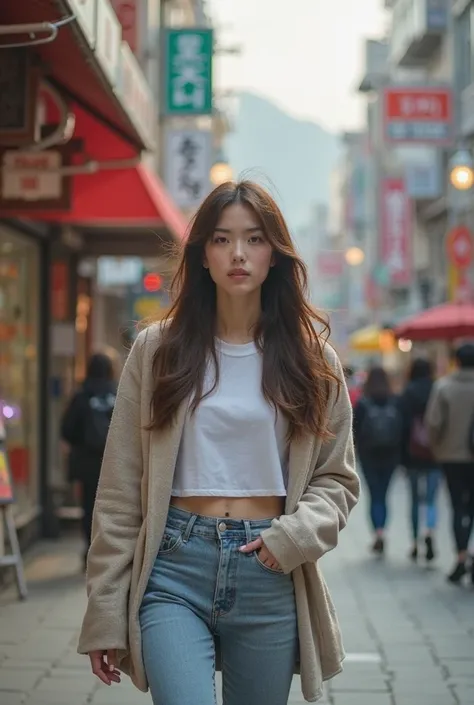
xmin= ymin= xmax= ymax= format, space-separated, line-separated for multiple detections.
xmin=0 ymin=473 xmax=473 ymax=705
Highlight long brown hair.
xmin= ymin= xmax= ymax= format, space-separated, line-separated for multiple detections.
xmin=149 ymin=180 xmax=340 ymax=440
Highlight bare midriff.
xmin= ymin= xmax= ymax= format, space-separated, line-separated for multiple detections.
xmin=170 ymin=495 xmax=285 ymax=520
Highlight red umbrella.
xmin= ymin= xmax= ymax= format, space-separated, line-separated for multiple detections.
xmin=394 ymin=302 xmax=474 ymax=341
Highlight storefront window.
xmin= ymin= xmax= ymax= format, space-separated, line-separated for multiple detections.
xmin=0 ymin=226 xmax=39 ymax=523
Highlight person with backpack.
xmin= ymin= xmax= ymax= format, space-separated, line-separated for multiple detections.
xmin=425 ymin=343 xmax=474 ymax=585
xmin=61 ymin=353 xmax=117 ymax=570
xmin=354 ymin=366 xmax=402 ymax=555
xmin=399 ymin=358 xmax=441 ymax=563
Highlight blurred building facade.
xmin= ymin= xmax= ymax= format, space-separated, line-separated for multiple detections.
xmin=0 ymin=0 xmax=222 ymax=551
xmin=334 ymin=0 xmax=474 ymax=365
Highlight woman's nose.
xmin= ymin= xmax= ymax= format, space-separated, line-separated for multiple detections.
xmin=231 ymin=243 xmax=245 ymax=261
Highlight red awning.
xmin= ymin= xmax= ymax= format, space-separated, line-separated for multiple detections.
xmin=394 ymin=302 xmax=474 ymax=341
xmin=10 ymin=103 xmax=188 ymax=241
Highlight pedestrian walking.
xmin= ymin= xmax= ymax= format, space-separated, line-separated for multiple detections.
xmin=425 ymin=343 xmax=474 ymax=585
xmin=77 ymin=180 xmax=360 ymax=705
xmin=354 ymin=366 xmax=402 ymax=555
xmin=399 ymin=358 xmax=441 ymax=563
xmin=61 ymin=353 xmax=117 ymax=570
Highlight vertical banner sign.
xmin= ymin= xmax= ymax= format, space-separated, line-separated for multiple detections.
xmin=164 ymin=29 xmax=213 ymax=115
xmin=380 ymin=178 xmax=413 ymax=287
xmin=382 ymin=86 xmax=453 ymax=145
xmin=165 ymin=129 xmax=212 ymax=210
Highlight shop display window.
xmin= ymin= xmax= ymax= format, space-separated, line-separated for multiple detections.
xmin=0 ymin=227 xmax=39 ymax=522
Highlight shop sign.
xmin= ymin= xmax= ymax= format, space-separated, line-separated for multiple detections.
xmin=97 ymin=256 xmax=142 ymax=287
xmin=382 ymin=86 xmax=453 ymax=145
xmin=0 ymin=49 xmax=40 ymax=146
xmin=163 ymin=29 xmax=213 ymax=115
xmin=131 ymin=295 xmax=166 ymax=321
xmin=0 ymin=448 xmax=14 ymax=505
xmin=51 ymin=261 xmax=69 ymax=321
xmin=164 ymin=128 xmax=212 ymax=210
xmin=446 ymin=225 xmax=473 ymax=269
xmin=0 ymin=149 xmax=72 ymax=211
xmin=68 ymin=0 xmax=97 ymax=46
xmin=380 ymin=177 xmax=413 ymax=287
xmin=118 ymin=43 xmax=155 ymax=147
xmin=95 ymin=0 xmax=122 ymax=87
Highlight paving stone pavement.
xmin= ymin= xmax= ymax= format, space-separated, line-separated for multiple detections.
xmin=0 ymin=472 xmax=473 ymax=705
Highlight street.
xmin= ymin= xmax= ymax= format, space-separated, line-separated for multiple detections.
xmin=0 ymin=473 xmax=473 ymax=705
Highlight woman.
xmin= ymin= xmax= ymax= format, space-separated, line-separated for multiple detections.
xmin=77 ymin=181 xmax=359 ymax=705
xmin=61 ymin=353 xmax=117 ymax=569
xmin=354 ymin=366 xmax=401 ymax=555
xmin=399 ymin=358 xmax=441 ymax=563
xmin=426 ymin=343 xmax=474 ymax=584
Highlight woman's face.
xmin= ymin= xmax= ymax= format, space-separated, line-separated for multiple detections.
xmin=203 ymin=203 xmax=274 ymax=298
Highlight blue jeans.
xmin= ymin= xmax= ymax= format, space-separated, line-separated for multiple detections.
xmin=407 ymin=469 xmax=441 ymax=539
xmin=139 ymin=506 xmax=298 ymax=705
xmin=361 ymin=463 xmax=396 ymax=530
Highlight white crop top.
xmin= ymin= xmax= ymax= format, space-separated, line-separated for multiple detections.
xmin=172 ymin=339 xmax=289 ymax=497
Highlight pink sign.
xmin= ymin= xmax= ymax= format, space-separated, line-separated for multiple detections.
xmin=380 ymin=177 xmax=412 ymax=287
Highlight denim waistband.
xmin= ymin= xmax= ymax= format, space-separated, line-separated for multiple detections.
xmin=165 ymin=505 xmax=275 ymax=543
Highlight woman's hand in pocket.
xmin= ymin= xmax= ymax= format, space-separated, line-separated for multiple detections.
xmin=89 ymin=649 xmax=121 ymax=685
xmin=239 ymin=536 xmax=282 ymax=571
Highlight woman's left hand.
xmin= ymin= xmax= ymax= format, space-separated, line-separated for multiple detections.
xmin=239 ymin=536 xmax=282 ymax=571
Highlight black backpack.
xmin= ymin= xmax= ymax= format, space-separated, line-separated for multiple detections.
xmin=359 ymin=397 xmax=402 ymax=453
xmin=83 ymin=393 xmax=116 ymax=453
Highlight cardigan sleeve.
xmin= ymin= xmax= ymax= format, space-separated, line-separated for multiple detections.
xmin=77 ymin=329 xmax=147 ymax=654
xmin=261 ymin=350 xmax=360 ymax=573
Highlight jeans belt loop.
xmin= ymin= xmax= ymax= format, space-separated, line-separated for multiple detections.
xmin=183 ymin=513 xmax=198 ymax=543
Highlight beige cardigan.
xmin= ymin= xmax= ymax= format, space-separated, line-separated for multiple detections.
xmin=77 ymin=324 xmax=359 ymax=703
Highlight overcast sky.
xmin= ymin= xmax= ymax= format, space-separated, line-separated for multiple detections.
xmin=208 ymin=0 xmax=387 ymax=132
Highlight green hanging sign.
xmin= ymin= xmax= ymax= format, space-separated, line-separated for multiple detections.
xmin=163 ymin=29 xmax=213 ymax=115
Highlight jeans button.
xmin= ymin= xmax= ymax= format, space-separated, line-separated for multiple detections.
xmin=218 ymin=521 xmax=227 ymax=532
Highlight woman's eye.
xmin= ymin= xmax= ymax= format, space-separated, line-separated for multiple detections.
xmin=213 ymin=236 xmax=227 ymax=244
xmin=249 ymin=235 xmax=264 ymax=244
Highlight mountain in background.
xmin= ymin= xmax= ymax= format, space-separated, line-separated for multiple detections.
xmin=225 ymin=92 xmax=341 ymax=232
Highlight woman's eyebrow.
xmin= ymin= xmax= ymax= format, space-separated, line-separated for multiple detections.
xmin=213 ymin=226 xmax=262 ymax=233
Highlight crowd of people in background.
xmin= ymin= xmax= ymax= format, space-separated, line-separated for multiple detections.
xmin=350 ymin=344 xmax=474 ymax=587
